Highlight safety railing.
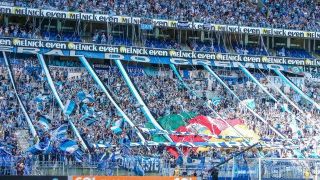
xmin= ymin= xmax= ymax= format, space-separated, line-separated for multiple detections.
xmin=2 ymin=156 xmax=320 ymax=179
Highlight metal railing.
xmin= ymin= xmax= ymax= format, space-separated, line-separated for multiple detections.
xmin=2 ymin=156 xmax=320 ymax=179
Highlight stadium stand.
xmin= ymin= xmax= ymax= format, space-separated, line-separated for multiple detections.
xmin=4 ymin=0 xmax=319 ymax=31
xmin=0 ymin=0 xmax=319 ymax=179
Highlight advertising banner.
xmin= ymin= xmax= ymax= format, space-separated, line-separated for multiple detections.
xmin=0 ymin=6 xmax=320 ymax=39
xmin=0 ymin=38 xmax=319 ymax=68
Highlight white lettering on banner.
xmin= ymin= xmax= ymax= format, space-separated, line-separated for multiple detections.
xmin=122 ymin=47 xmax=148 ymax=55
xmin=216 ymin=54 xmax=240 ymax=61
xmin=170 ymin=51 xmax=196 ymax=58
xmin=14 ymin=39 xmax=44 ymax=47
xmin=261 ymin=56 xmax=286 ymax=64
xmin=149 ymin=49 xmax=168 ymax=56
xmin=197 ymin=53 xmax=215 ymax=59
xmin=316 ymin=32 xmax=320 ymax=39
xmin=98 ymin=46 xmax=118 ymax=53
xmin=44 ymin=42 xmax=66 ymax=49
xmin=242 ymin=56 xmax=261 ymax=63
xmin=73 ymin=44 xmax=97 ymax=51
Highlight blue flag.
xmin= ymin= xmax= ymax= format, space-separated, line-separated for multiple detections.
xmin=38 ymin=115 xmax=52 ymax=131
xmin=241 ymin=99 xmax=256 ymax=110
xmin=59 ymin=139 xmax=79 ymax=154
xmin=27 ymin=140 xmax=51 ymax=155
xmin=77 ymin=91 xmax=87 ymax=101
xmin=64 ymin=100 xmax=76 ymax=116
xmin=50 ymin=124 xmax=68 ymax=141
xmin=111 ymin=119 xmax=123 ymax=134
xmin=211 ymin=97 xmax=221 ymax=106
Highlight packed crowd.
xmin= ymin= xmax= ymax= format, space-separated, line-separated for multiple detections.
xmin=7 ymin=0 xmax=320 ymax=31
xmin=0 ymin=23 xmax=316 ymax=59
xmin=0 ymin=56 xmax=320 ymax=175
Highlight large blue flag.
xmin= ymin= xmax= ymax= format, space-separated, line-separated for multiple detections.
xmin=50 ymin=124 xmax=68 ymax=141
xmin=27 ymin=140 xmax=51 ymax=155
xmin=59 ymin=139 xmax=79 ymax=154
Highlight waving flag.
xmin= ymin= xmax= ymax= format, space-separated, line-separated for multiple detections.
xmin=34 ymin=94 xmax=48 ymax=103
xmin=211 ymin=97 xmax=221 ymax=106
xmin=64 ymin=100 xmax=76 ymax=116
xmin=38 ymin=115 xmax=52 ymax=131
xmin=51 ymin=124 xmax=68 ymax=141
xmin=77 ymin=91 xmax=87 ymax=101
xmin=111 ymin=119 xmax=123 ymax=134
xmin=81 ymin=116 xmax=98 ymax=126
xmin=59 ymin=139 xmax=79 ymax=154
xmin=240 ymin=99 xmax=256 ymax=110
xmin=281 ymin=103 xmax=289 ymax=112
xmin=27 ymin=140 xmax=51 ymax=155
xmin=74 ymin=149 xmax=84 ymax=162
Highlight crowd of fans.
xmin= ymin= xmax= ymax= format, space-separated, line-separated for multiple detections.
xmin=0 ymin=55 xmax=320 ymax=175
xmin=0 ymin=23 xmax=317 ymax=59
xmin=6 ymin=0 xmax=319 ymax=31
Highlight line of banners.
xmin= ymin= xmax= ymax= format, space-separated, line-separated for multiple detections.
xmin=1 ymin=6 xmax=320 ymax=39
xmin=0 ymin=38 xmax=319 ymax=70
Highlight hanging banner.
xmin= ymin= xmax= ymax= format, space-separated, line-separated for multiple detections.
xmin=0 ymin=38 xmax=319 ymax=68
